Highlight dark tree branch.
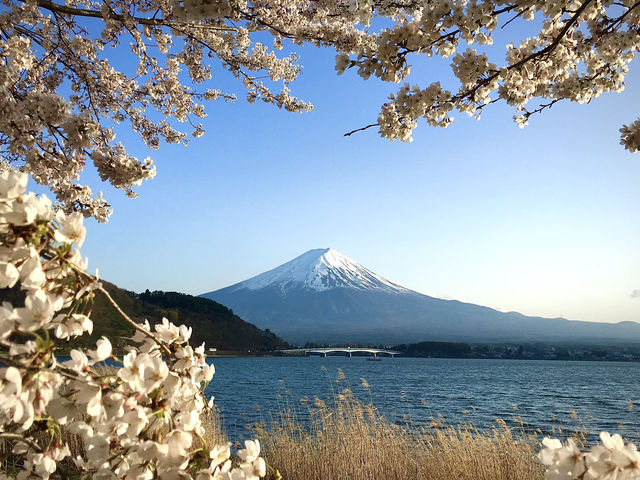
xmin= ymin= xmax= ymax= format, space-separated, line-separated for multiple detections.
xmin=32 ymin=0 xmax=236 ymax=30
xmin=344 ymin=123 xmax=378 ymax=136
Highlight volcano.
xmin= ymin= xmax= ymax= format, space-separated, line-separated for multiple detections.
xmin=201 ymin=248 xmax=640 ymax=345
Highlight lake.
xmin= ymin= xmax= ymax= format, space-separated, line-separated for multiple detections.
xmin=206 ymin=357 xmax=640 ymax=442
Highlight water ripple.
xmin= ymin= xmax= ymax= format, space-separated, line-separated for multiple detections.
xmin=205 ymin=357 xmax=640 ymax=442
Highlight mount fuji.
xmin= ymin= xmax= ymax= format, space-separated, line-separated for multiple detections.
xmin=201 ymin=248 xmax=640 ymax=345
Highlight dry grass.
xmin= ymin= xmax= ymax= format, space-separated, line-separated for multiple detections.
xmin=252 ymin=379 xmax=546 ymax=480
xmin=202 ymin=407 xmax=228 ymax=446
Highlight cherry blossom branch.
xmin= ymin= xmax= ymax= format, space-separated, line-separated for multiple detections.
xmin=454 ymin=0 xmax=594 ymax=106
xmin=33 ymin=0 xmax=237 ymax=30
xmin=96 ymin=285 xmax=173 ymax=357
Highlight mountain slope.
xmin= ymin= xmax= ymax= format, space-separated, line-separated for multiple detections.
xmin=1 ymin=282 xmax=290 ymax=352
xmin=201 ymin=248 xmax=640 ymax=345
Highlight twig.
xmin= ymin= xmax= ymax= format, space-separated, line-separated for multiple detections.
xmin=97 ymin=286 xmax=172 ymax=357
xmin=344 ymin=123 xmax=378 ymax=137
xmin=0 ymin=433 xmax=43 ymax=452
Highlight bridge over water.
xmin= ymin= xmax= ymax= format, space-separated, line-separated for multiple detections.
xmin=280 ymin=347 xmax=401 ymax=357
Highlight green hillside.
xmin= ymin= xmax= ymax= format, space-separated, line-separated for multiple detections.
xmin=1 ymin=282 xmax=290 ymax=353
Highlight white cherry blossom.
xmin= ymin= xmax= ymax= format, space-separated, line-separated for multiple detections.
xmin=54 ymin=313 xmax=93 ymax=339
xmin=88 ymin=337 xmax=113 ymax=362
xmin=15 ymin=290 xmax=55 ymax=332
xmin=54 ymin=212 xmax=87 ymax=247
xmin=63 ymin=350 xmax=89 ymax=372
xmin=238 ymin=440 xmax=261 ymax=463
xmin=541 ymin=432 xmax=640 ymax=480
xmin=0 ymin=262 xmax=19 ymax=289
xmin=0 ymin=170 xmax=28 ymax=199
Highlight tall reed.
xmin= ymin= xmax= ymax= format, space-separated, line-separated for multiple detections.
xmin=252 ymin=376 xmax=545 ymax=480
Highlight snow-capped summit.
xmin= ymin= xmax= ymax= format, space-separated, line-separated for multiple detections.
xmin=225 ymin=248 xmax=410 ymax=295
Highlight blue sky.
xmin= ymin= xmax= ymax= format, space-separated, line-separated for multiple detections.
xmin=71 ymin=35 xmax=640 ymax=325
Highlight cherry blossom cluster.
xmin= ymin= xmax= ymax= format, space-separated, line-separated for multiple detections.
xmin=620 ymin=119 xmax=640 ymax=153
xmin=3 ymin=0 xmax=638 ymax=223
xmin=539 ymin=432 xmax=640 ymax=480
xmin=1 ymin=0 xmax=313 ymax=221
xmin=0 ymin=169 xmax=265 ymax=480
xmin=332 ymin=0 xmax=640 ymax=147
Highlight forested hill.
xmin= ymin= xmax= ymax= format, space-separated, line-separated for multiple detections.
xmin=135 ymin=288 xmax=290 ymax=351
xmin=1 ymin=282 xmax=290 ymax=353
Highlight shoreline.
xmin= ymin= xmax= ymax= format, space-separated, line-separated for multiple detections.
xmin=205 ymin=352 xmax=640 ymax=362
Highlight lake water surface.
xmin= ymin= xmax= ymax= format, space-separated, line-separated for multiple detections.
xmin=205 ymin=357 xmax=640 ymax=442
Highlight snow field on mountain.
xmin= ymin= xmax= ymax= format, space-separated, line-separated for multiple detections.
xmin=231 ymin=248 xmax=411 ymax=294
